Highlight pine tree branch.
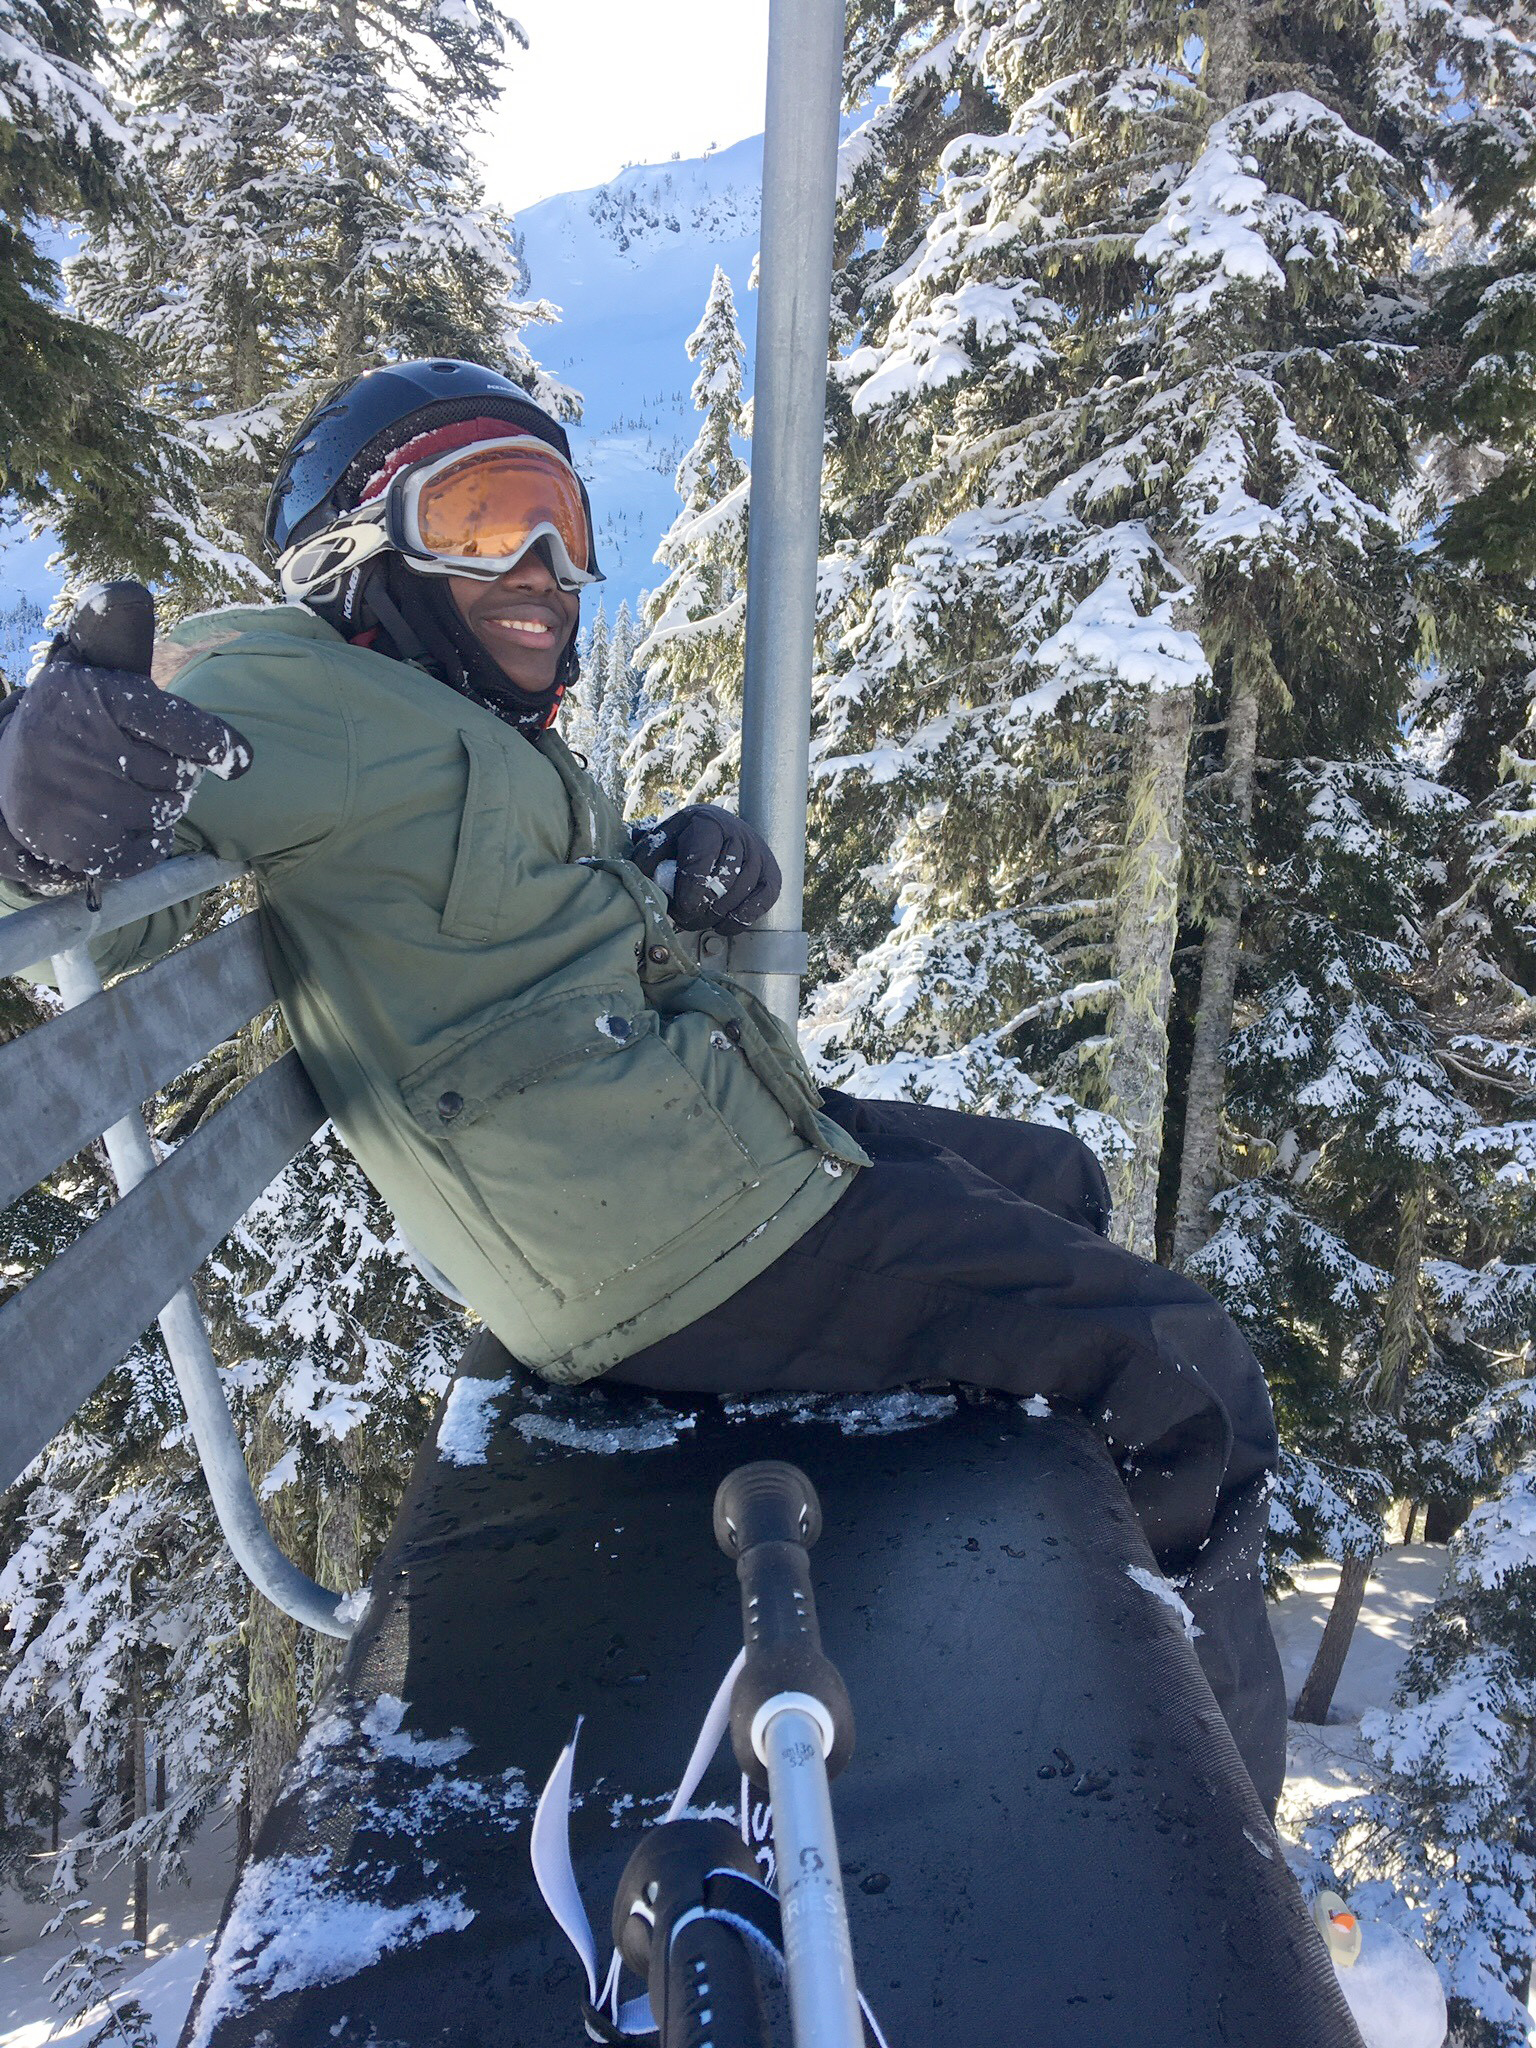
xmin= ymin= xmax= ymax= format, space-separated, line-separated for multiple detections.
xmin=1434 ymin=1050 xmax=1528 ymax=1096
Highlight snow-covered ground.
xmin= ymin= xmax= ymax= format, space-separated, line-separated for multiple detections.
xmin=0 ymin=1544 xmax=1452 ymax=2047
xmin=1273 ymin=1544 xmax=1453 ymax=2048
xmin=1273 ymin=1542 xmax=1447 ymax=1826
xmin=0 ymin=1811 xmax=235 ymax=2047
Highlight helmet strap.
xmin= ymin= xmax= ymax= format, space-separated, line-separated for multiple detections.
xmin=362 ymin=572 xmax=429 ymax=666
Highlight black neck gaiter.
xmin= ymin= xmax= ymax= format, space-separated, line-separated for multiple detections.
xmin=360 ymin=555 xmax=573 ymax=734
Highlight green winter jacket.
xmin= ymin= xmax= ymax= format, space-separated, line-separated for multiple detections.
xmin=6 ymin=605 xmax=865 ymax=1381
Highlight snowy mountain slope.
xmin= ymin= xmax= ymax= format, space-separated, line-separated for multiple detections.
xmin=515 ymin=134 xmax=763 ymax=619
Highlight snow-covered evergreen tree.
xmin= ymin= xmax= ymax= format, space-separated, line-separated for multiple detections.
xmin=71 ymin=0 xmax=566 ymax=585
xmin=563 ymin=603 xmax=609 ymax=773
xmin=0 ymin=0 xmax=227 ymax=583
xmin=1190 ymin=727 xmax=1534 ymax=1688
xmin=0 ymin=1327 xmax=245 ymax=1923
xmin=0 ymin=1012 xmax=466 ymax=1890
xmin=633 ymin=264 xmax=750 ymax=813
xmin=41 ymin=1900 xmax=158 ymax=2046
xmin=1285 ymin=49 xmax=1536 ymax=1940
xmin=0 ymin=598 xmax=47 ymax=690
xmin=601 ymin=599 xmax=642 ymax=811
xmin=1181 ymin=0 xmax=1536 ymax=1708
xmin=1306 ymin=1450 xmax=1536 ymax=2046
xmin=202 ymin=1125 xmax=465 ymax=1817
xmin=806 ymin=0 xmax=1424 ymax=1256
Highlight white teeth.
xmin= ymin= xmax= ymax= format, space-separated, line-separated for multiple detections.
xmin=491 ymin=618 xmax=553 ymax=637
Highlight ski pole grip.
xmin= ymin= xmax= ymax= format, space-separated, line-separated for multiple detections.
xmin=714 ymin=1462 xmax=854 ymax=1789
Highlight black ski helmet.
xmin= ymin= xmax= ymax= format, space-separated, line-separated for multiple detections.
xmin=265 ymin=360 xmax=597 ymax=732
xmin=265 ymin=358 xmax=598 ymax=571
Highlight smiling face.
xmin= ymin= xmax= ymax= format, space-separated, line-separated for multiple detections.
xmin=448 ymin=548 xmax=581 ymax=693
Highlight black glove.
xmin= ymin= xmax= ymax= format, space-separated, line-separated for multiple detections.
xmin=630 ymin=803 xmax=782 ymax=934
xmin=0 ymin=584 xmax=252 ymax=895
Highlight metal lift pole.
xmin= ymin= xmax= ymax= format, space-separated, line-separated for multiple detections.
xmin=731 ymin=0 xmax=847 ymax=1030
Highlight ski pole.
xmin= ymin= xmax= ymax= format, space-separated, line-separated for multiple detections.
xmin=714 ymin=1463 xmax=863 ymax=2048
xmin=613 ymin=1818 xmax=771 ymax=2048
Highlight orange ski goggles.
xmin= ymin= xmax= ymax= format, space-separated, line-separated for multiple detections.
xmin=277 ymin=435 xmax=602 ymax=602
xmin=397 ymin=438 xmax=598 ymax=588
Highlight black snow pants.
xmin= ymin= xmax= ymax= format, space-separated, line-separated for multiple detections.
xmin=608 ymin=1090 xmax=1287 ymax=1814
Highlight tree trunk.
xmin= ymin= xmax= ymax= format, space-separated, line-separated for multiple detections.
xmin=1294 ymin=1177 xmax=1429 ymax=1723
xmin=1106 ymin=682 xmax=1197 ymax=1257
xmin=1170 ymin=664 xmax=1260 ymax=1265
xmin=246 ymin=1401 xmax=301 ymax=1835
xmin=225 ymin=302 xmax=269 ymax=564
xmin=1203 ymin=0 xmax=1254 ymax=112
xmin=311 ymin=1430 xmax=363 ymax=1698
xmin=130 ymin=1660 xmax=148 ymax=1949
xmin=1510 ymin=1732 xmax=1536 ymax=2017
xmin=1165 ymin=0 xmax=1258 ymax=1264
xmin=330 ymin=0 xmax=369 ymax=377
xmin=1425 ymin=1493 xmax=1472 ymax=1544
xmin=1293 ymin=1553 xmax=1372 ymax=1723
xmin=1368 ymin=1173 xmax=1430 ymax=1414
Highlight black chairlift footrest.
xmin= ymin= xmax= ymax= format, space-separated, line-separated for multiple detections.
xmin=177 ymin=1356 xmax=1365 ymax=2048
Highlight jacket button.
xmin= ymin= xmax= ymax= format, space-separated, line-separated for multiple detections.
xmin=436 ymin=1091 xmax=464 ymax=1121
xmin=724 ymin=1020 xmax=742 ymax=1044
xmin=647 ymin=944 xmax=671 ymax=965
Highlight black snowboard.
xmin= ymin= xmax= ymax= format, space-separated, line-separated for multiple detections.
xmin=180 ymin=1334 xmax=1363 ymax=2048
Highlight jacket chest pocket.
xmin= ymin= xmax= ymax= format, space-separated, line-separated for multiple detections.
xmin=398 ymin=986 xmax=757 ymax=1301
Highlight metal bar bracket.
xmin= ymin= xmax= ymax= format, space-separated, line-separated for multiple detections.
xmin=725 ymin=928 xmax=810 ymax=977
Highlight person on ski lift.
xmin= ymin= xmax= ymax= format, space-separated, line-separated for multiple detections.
xmin=0 ymin=360 xmax=1287 ymax=1811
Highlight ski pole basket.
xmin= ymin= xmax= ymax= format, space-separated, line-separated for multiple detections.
xmin=0 ymin=856 xmax=352 ymax=1635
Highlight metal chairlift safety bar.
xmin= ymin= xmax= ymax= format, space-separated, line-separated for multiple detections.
xmin=0 ymin=854 xmax=353 ymax=1639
